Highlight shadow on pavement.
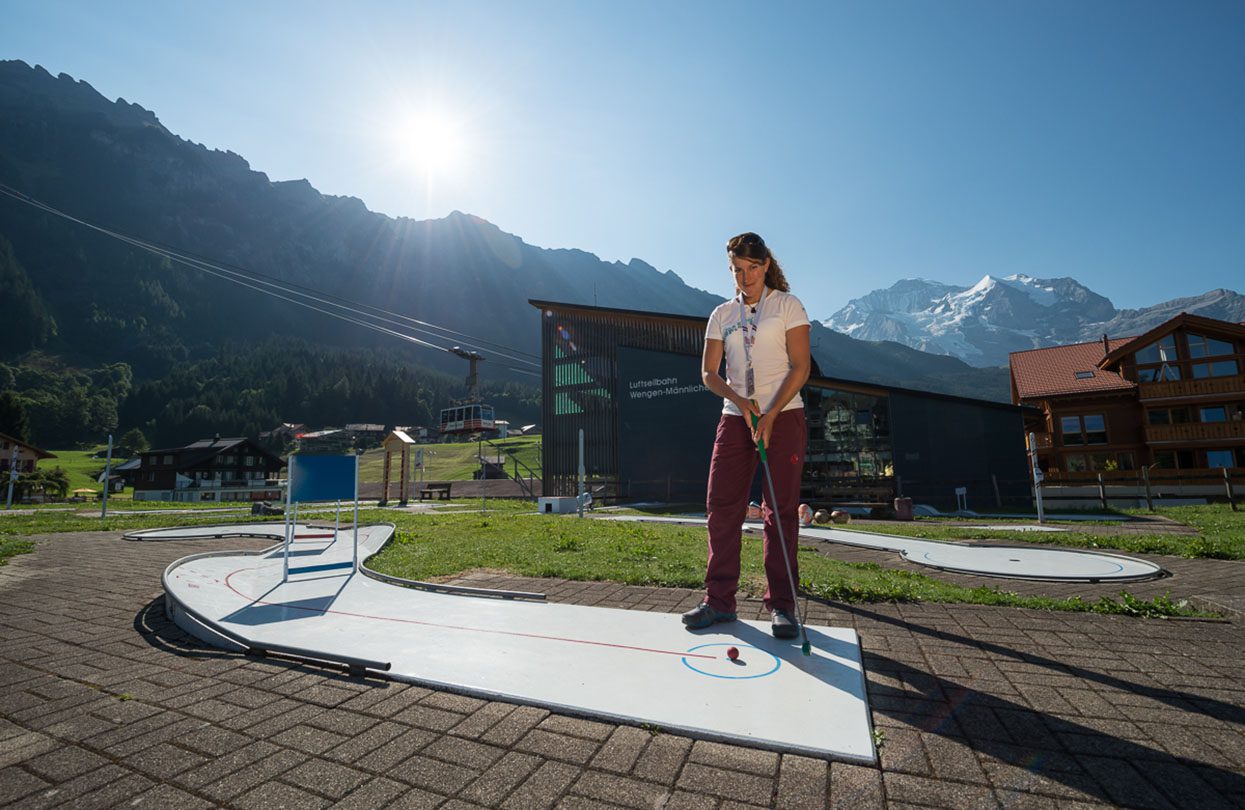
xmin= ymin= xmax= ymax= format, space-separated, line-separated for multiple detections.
xmin=133 ymin=596 xmax=390 ymax=687
xmin=836 ymin=602 xmax=1245 ymax=808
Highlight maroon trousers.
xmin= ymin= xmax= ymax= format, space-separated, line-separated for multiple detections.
xmin=704 ymin=408 xmax=806 ymax=614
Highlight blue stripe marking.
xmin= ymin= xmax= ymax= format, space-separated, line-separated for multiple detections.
xmin=288 ymin=562 xmax=355 ymax=574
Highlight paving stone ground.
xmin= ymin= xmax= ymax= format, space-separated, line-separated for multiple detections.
xmin=1 ymin=530 xmax=1243 ymax=809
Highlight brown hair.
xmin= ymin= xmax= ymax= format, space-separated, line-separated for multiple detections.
xmin=727 ymin=232 xmax=790 ymax=293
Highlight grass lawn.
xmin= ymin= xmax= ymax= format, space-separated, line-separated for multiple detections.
xmin=0 ymin=536 xmax=35 ymax=566
xmin=0 ymin=498 xmax=532 ymax=538
xmin=367 ymin=511 xmax=1210 ymax=618
xmin=0 ymin=510 xmax=294 ymax=538
xmin=2 ymin=501 xmax=1219 ymax=617
xmin=835 ymin=503 xmax=1245 ymax=560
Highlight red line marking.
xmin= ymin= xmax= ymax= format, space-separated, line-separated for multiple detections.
xmin=222 ymin=569 xmax=716 ymax=660
xmin=295 ymin=533 xmax=336 ymax=538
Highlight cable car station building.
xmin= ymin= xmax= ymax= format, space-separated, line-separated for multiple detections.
xmin=532 ymin=299 xmax=1031 ymax=508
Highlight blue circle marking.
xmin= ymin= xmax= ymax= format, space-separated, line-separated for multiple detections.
xmin=681 ymin=643 xmax=782 ymax=680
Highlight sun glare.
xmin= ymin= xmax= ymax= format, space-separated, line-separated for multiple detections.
xmin=395 ymin=109 xmax=465 ymax=175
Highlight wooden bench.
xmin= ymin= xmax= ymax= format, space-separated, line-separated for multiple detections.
xmin=420 ymin=483 xmax=453 ymax=501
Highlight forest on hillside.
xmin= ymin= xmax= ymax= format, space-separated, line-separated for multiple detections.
xmin=0 ymin=337 xmax=540 ymax=449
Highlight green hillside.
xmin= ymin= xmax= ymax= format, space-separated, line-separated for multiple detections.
xmin=37 ymin=448 xmax=128 ymax=495
xmin=358 ymin=436 xmax=542 ymax=483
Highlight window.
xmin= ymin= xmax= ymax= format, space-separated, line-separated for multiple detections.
xmin=1191 ymin=360 xmax=1239 ymax=379
xmin=1135 ymin=335 xmax=1178 ymax=364
xmin=1153 ymin=451 xmax=1176 ymax=469
xmin=245 ymin=455 xmax=256 ymax=466
xmin=1136 ymin=365 xmax=1181 ymax=382
xmin=162 ymin=455 xmax=173 ymax=465
xmin=1148 ymin=408 xmax=1192 ymax=425
xmin=1116 ymin=452 xmax=1135 ymax=470
xmin=1206 ymin=449 xmax=1234 ymax=469
xmin=1200 ymin=406 xmax=1227 ymax=423
xmin=1187 ymin=333 xmax=1235 ymax=359
xmin=1061 ymin=414 xmax=1107 ymax=445
xmin=1074 ymin=370 xmax=1095 ymax=380
xmin=1083 ymin=415 xmax=1107 ymax=444
xmin=1065 ymin=454 xmax=1088 ymax=472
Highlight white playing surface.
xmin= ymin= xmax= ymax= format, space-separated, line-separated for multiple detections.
xmin=160 ymin=523 xmax=876 ymax=763
xmin=601 ymin=515 xmax=1164 ymax=582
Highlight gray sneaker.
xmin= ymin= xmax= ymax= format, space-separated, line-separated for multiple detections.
xmin=771 ymin=609 xmax=798 ymax=639
xmin=681 ymin=602 xmax=737 ymax=629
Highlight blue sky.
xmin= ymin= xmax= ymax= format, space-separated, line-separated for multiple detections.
xmin=4 ymin=1 xmax=1243 ymax=317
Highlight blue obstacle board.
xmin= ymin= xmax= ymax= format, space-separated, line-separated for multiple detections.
xmin=289 ymin=454 xmax=357 ymax=503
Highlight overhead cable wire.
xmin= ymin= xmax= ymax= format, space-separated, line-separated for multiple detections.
xmin=0 ymin=183 xmax=542 ymax=378
xmin=0 ymin=183 xmax=540 ymax=367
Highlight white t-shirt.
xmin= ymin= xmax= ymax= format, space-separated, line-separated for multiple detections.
xmin=705 ymin=288 xmax=811 ymax=417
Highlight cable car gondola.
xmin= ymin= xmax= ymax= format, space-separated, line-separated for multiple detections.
xmin=439 ymin=402 xmax=496 ymax=437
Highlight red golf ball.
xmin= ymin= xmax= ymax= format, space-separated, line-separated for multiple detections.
xmin=726 ymin=647 xmax=739 ymax=661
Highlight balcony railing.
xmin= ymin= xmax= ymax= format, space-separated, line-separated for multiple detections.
xmin=1138 ymin=374 xmax=1245 ymax=400
xmin=1144 ymin=421 xmax=1245 ymax=443
xmin=176 ymin=478 xmax=282 ymax=490
xmin=1041 ymin=467 xmax=1243 ymax=487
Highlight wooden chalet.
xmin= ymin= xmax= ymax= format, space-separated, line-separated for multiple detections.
xmin=1010 ymin=313 xmax=1245 ymax=479
xmin=0 ymin=433 xmax=56 ymax=476
xmin=134 ymin=436 xmax=285 ymax=502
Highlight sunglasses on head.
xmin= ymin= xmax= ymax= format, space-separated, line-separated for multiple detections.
xmin=728 ymin=234 xmax=769 ymax=270
xmin=728 ymin=233 xmax=765 ymax=251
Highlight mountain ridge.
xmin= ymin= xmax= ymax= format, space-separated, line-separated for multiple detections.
xmin=824 ymin=274 xmax=1244 ymax=367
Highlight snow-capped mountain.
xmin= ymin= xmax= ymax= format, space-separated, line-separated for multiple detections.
xmin=823 ymin=275 xmax=1245 ymax=367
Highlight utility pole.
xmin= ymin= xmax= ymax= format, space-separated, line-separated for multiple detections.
xmin=1028 ymin=432 xmax=1045 ymax=524
xmin=4 ymin=446 xmax=17 ymax=510
xmin=101 ymin=434 xmax=114 ymax=519
xmin=578 ymin=429 xmax=586 ymax=518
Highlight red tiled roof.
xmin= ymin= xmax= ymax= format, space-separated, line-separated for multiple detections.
xmin=1009 ymin=338 xmax=1136 ymax=401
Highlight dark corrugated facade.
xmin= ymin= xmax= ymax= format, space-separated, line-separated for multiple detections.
xmin=533 ymin=299 xmax=1031 ymax=508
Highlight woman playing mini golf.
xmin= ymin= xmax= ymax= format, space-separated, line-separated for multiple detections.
xmin=683 ymin=232 xmax=812 ymax=639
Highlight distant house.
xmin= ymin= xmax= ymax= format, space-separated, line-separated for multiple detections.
xmin=108 ymin=457 xmax=143 ymax=488
xmin=133 ymin=436 xmax=285 ymax=502
xmin=297 ymin=429 xmax=354 ymax=454
xmin=395 ymin=425 xmax=438 ymax=442
xmin=1010 ymin=312 xmax=1245 ymax=476
xmin=0 ymin=433 xmax=56 ymax=476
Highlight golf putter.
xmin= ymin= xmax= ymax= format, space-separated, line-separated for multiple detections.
xmin=750 ymin=401 xmax=812 ymax=656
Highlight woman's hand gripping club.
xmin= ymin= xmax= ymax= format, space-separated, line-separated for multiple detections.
xmin=748 ymin=399 xmax=812 ymax=656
